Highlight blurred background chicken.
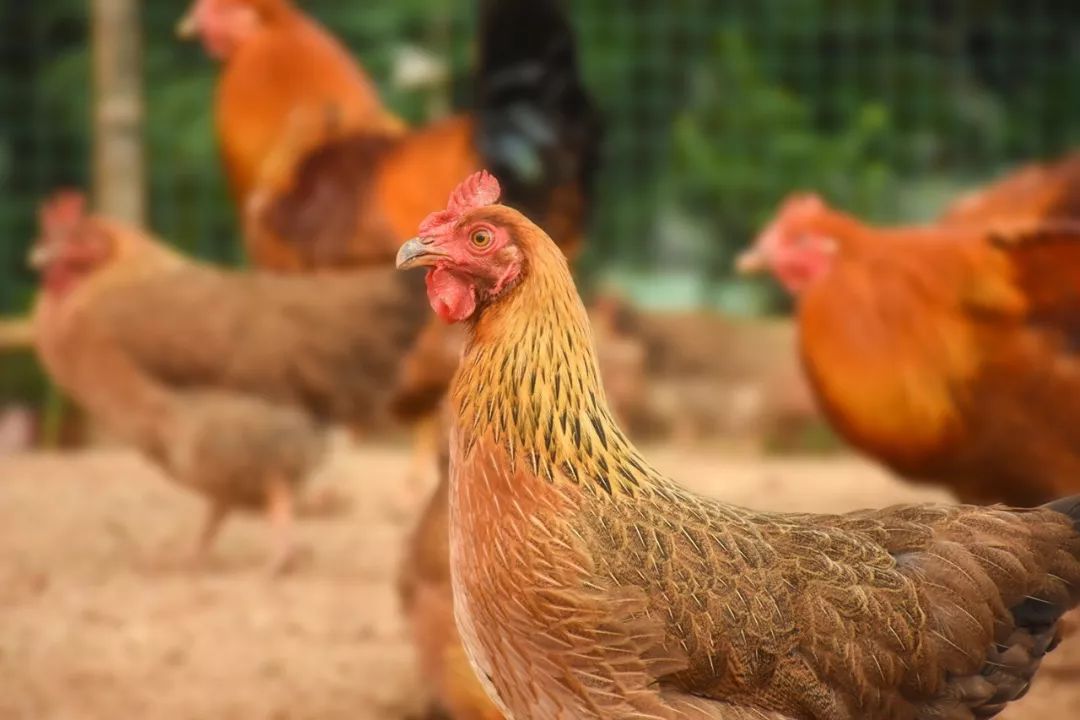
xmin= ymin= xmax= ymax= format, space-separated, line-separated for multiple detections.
xmin=181 ymin=0 xmax=604 ymax=501
xmin=738 ymin=158 xmax=1080 ymax=507
xmin=29 ymin=190 xmax=429 ymax=569
xmin=176 ymin=0 xmax=403 ymax=226
xmin=181 ymin=0 xmax=601 ymax=271
xmin=941 ymin=152 xmax=1080 ymax=228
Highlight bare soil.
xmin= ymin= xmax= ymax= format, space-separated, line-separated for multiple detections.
xmin=1 ymin=443 xmax=1077 ymax=719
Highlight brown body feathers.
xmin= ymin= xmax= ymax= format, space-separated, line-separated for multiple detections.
xmin=750 ymin=193 xmax=1080 ymax=507
xmin=32 ymin=198 xmax=428 ymax=564
xmin=236 ymin=0 xmax=600 ymax=272
xmin=398 ymin=179 xmax=1080 ymax=719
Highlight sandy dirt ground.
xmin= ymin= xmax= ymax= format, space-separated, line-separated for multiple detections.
xmin=1 ymin=442 xmax=1077 ymax=719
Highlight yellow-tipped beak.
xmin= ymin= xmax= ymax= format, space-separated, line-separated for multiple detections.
xmin=396 ymin=237 xmax=446 ymax=270
xmin=735 ymin=248 xmax=767 ymax=275
xmin=176 ymin=8 xmax=198 ymax=39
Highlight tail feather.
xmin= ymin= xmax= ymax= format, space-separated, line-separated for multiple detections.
xmin=1044 ymin=494 xmax=1080 ymax=534
xmin=1003 ymin=494 xmax=1080 ymax=655
xmin=474 ymin=0 xmax=603 ymax=230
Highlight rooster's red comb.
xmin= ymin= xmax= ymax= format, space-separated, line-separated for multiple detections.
xmin=39 ymin=190 xmax=88 ymax=236
xmin=418 ymin=170 xmax=502 ymax=237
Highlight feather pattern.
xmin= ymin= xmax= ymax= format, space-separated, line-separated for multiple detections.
xmin=438 ymin=207 xmax=1080 ymax=720
xmin=81 ymin=262 xmax=428 ymax=430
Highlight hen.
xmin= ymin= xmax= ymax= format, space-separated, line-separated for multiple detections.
xmin=394 ymin=171 xmax=1080 ymax=720
xmin=397 ymin=297 xmax=647 ymax=720
xmin=739 ymin=193 xmax=1080 ymax=507
xmin=30 ymin=191 xmax=428 ymax=568
xmin=183 ymin=0 xmax=601 ymax=271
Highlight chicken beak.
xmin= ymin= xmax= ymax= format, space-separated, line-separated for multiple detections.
xmin=396 ymin=237 xmax=446 ymax=270
xmin=176 ymin=7 xmax=198 ymax=39
xmin=27 ymin=244 xmax=54 ymax=271
xmin=735 ymin=247 xmax=767 ymax=275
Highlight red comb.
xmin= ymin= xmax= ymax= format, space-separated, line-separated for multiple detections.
xmin=39 ymin=190 xmax=87 ymax=235
xmin=418 ymin=170 xmax=502 ymax=236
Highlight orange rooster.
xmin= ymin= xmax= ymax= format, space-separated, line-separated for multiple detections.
xmin=177 ymin=0 xmax=402 ymax=216
xmin=29 ymin=191 xmax=429 ymax=569
xmin=182 ymin=0 xmax=601 ymax=271
xmin=738 ymin=192 xmax=1080 ymax=506
xmin=183 ymin=0 xmax=601 ymax=497
xmin=394 ymin=170 xmax=1080 ymax=719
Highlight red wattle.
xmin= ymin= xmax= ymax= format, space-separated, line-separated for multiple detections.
xmin=425 ymin=267 xmax=477 ymax=323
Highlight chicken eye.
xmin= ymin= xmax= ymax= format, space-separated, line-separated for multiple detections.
xmin=470 ymin=228 xmax=493 ymax=249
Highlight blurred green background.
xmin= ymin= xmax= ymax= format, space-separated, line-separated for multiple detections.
xmin=1 ymin=0 xmax=1078 ymax=315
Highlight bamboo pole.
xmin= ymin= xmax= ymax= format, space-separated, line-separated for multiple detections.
xmin=92 ymin=0 xmax=144 ymax=223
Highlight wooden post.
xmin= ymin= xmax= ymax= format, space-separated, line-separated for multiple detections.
xmin=92 ymin=0 xmax=144 ymax=224
xmin=77 ymin=0 xmax=144 ymax=446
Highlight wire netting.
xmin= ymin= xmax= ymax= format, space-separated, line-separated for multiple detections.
xmin=2 ymin=0 xmax=1078 ymax=318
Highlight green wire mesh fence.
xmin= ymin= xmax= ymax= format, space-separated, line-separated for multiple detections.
xmin=2 ymin=0 xmax=1078 ymax=318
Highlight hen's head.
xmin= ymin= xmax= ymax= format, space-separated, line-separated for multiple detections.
xmin=177 ymin=0 xmax=287 ymax=60
xmin=396 ymin=171 xmax=537 ymax=324
xmin=737 ymin=193 xmax=841 ymax=295
xmin=29 ymin=191 xmax=116 ymax=296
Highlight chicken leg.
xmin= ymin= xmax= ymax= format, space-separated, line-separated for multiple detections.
xmin=189 ymin=500 xmax=229 ymax=570
xmin=265 ymin=474 xmax=300 ymax=575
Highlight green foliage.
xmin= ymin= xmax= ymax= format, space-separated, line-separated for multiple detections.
xmin=0 ymin=0 xmax=90 ymax=313
xmin=656 ymin=2 xmax=1079 ymax=311
xmin=0 ymin=349 xmax=48 ymax=405
xmin=0 ymin=0 xmax=1078 ymax=318
xmin=667 ymin=29 xmax=897 ymax=309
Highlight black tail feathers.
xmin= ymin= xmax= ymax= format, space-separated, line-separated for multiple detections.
xmin=474 ymin=0 xmax=603 ymax=224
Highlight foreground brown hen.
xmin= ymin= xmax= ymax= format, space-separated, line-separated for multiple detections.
xmin=738 ymin=193 xmax=1080 ymax=507
xmin=30 ymin=192 xmax=428 ymax=568
xmin=395 ymin=171 xmax=1080 ymax=720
